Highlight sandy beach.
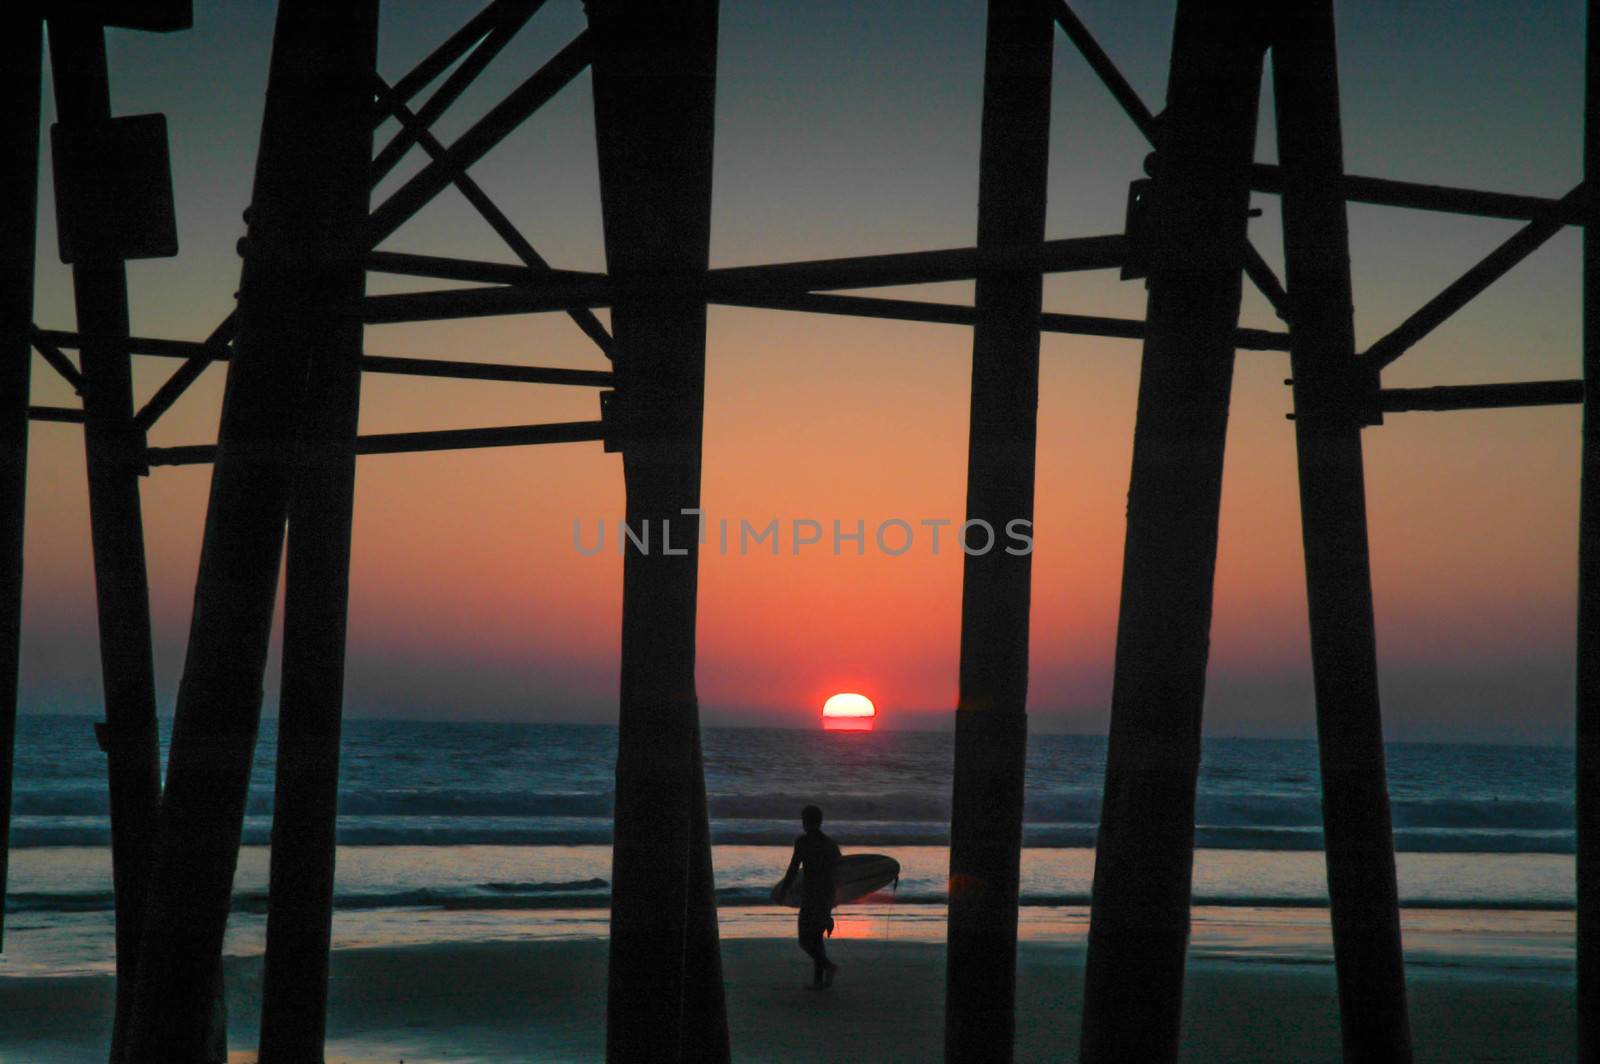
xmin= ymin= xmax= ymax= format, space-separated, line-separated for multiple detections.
xmin=0 ymin=930 xmax=1573 ymax=1063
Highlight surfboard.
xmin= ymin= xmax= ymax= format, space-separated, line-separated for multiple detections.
xmin=774 ymin=853 xmax=900 ymax=908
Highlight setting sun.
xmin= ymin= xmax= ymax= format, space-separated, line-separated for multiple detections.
xmin=822 ymin=692 xmax=876 ymax=731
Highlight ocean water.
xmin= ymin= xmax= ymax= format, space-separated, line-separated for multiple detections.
xmin=0 ymin=716 xmax=1580 ymax=976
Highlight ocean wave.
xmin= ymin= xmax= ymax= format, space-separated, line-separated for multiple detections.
xmin=7 ymin=878 xmax=618 ymax=916
xmin=1390 ymin=797 xmax=1573 ymax=831
xmin=4 ymin=818 xmax=1577 ymax=853
xmin=5 ymin=891 xmax=119 ymax=913
xmin=3 ymin=819 xmax=1574 ymax=857
xmin=482 ymin=878 xmax=608 ymax=893
xmin=6 ymin=772 xmax=1577 ymax=857
xmin=9 ymin=788 xmax=621 ymax=820
xmin=336 ymin=791 xmax=615 ymax=818
xmin=7 ymin=884 xmax=1576 ymax=916
xmin=13 ymin=788 xmax=1571 ymax=830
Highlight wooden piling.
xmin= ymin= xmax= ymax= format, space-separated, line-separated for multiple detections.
xmin=1079 ymin=5 xmax=1266 ymax=1060
xmin=256 ymin=5 xmax=378 ymax=1062
xmin=1579 ymin=2 xmax=1600 ymax=1060
xmin=123 ymin=4 xmax=379 ymax=1059
xmin=587 ymin=2 xmax=729 ymax=1061
xmin=681 ymin=726 xmax=730 ymax=1063
xmin=0 ymin=5 xmax=42 ymax=956
xmin=46 ymin=19 xmax=168 ymax=1061
xmin=1272 ymin=6 xmax=1413 ymax=1061
xmin=944 ymin=1 xmax=1053 ymax=1060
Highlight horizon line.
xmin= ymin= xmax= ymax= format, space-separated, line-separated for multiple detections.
xmin=12 ymin=709 xmax=1578 ymax=749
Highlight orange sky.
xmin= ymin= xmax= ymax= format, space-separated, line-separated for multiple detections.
xmin=16 ymin=0 xmax=1588 ymax=742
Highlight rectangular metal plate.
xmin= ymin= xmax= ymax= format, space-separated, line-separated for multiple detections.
xmin=51 ymin=113 xmax=179 ymax=264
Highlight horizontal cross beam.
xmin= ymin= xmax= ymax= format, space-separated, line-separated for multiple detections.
xmin=32 ymin=330 xmax=604 ymax=386
xmin=361 ymin=238 xmax=1294 ymax=350
xmin=1250 ymin=165 xmax=1585 ymax=226
xmin=27 ymin=405 xmax=85 ymax=423
xmin=713 ymin=288 xmax=1290 ymax=350
xmin=361 ymin=354 xmax=611 ymax=386
xmin=1377 ymin=379 xmax=1583 ymax=412
xmin=145 ymin=420 xmax=607 ymax=467
xmin=34 ymin=328 xmax=204 ymax=358
xmin=363 ymin=235 xmax=1129 ymax=322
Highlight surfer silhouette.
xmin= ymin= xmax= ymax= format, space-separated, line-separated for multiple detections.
xmin=774 ymin=804 xmax=842 ymax=988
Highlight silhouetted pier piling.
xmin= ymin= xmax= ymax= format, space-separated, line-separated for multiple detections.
xmin=945 ymin=2 xmax=1052 ymax=1061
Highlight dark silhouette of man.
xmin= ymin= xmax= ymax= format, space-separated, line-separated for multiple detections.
xmin=775 ymin=804 xmax=841 ymax=988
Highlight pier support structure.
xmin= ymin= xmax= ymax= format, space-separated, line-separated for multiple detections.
xmin=47 ymin=18 xmax=167 ymax=1061
xmin=1579 ymin=2 xmax=1600 ymax=1061
xmin=1274 ymin=4 xmax=1411 ymax=1060
xmin=945 ymin=2 xmax=1053 ymax=1061
xmin=124 ymin=4 xmax=378 ymax=1059
xmin=256 ymin=4 xmax=379 ymax=1062
xmin=588 ymin=2 xmax=730 ymax=1061
xmin=1080 ymin=5 xmax=1266 ymax=1060
xmin=0 ymin=3 xmax=42 ymax=958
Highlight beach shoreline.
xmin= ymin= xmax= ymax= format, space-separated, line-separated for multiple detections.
xmin=0 ymin=923 xmax=1575 ymax=1063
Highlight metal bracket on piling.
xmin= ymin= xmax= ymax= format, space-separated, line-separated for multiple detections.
xmin=1284 ymin=358 xmax=1383 ymax=428
xmin=598 ymin=388 xmax=627 ymax=453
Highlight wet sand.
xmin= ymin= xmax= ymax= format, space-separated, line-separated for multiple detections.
xmin=0 ymin=934 xmax=1574 ymax=1062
